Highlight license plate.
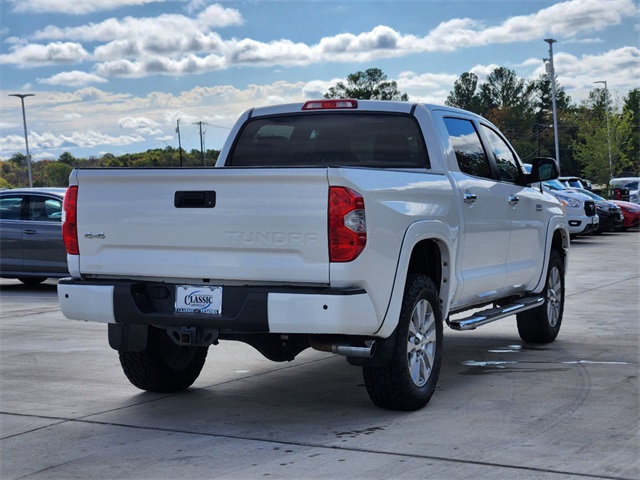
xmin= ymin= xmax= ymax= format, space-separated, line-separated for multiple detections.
xmin=175 ymin=285 xmax=222 ymax=315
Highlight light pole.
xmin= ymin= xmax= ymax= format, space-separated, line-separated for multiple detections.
xmin=544 ymin=39 xmax=560 ymax=171
xmin=8 ymin=93 xmax=35 ymax=188
xmin=594 ymin=80 xmax=612 ymax=181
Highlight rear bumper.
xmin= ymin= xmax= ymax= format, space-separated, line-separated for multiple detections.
xmin=57 ymin=278 xmax=380 ymax=335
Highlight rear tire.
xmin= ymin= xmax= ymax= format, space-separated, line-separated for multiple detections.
xmin=363 ymin=274 xmax=443 ymax=411
xmin=517 ymin=250 xmax=564 ymax=343
xmin=119 ymin=326 xmax=208 ymax=393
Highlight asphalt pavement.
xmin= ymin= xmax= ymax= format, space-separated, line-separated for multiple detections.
xmin=1 ymin=230 xmax=638 ymax=480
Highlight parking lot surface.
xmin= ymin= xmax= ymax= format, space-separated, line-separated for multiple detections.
xmin=1 ymin=231 xmax=638 ymax=480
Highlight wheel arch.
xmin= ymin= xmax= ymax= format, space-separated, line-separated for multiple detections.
xmin=375 ymin=220 xmax=456 ymax=338
xmin=551 ymin=225 xmax=569 ymax=271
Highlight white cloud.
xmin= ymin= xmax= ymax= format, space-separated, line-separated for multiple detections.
xmin=9 ymin=0 xmax=178 ymax=15
xmin=527 ymin=46 xmax=640 ymax=92
xmin=33 ymin=6 xmax=243 ymax=43
xmin=0 ymin=42 xmax=89 ymax=66
xmin=397 ymin=71 xmax=459 ymax=90
xmin=16 ymin=0 xmax=634 ymax=79
xmin=27 ymin=130 xmax=145 ymax=150
xmin=38 ymin=71 xmax=108 ymax=87
xmin=118 ymin=116 xmax=163 ymax=135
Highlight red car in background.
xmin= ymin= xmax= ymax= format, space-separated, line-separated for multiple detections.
xmin=609 ymin=200 xmax=640 ymax=230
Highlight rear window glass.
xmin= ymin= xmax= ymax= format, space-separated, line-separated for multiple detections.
xmin=228 ymin=113 xmax=429 ymax=168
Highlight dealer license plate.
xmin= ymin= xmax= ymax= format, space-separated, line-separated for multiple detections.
xmin=175 ymin=285 xmax=222 ymax=315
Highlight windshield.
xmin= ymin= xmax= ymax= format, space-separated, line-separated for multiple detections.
xmin=543 ymin=179 xmax=567 ymax=191
xmin=610 ymin=179 xmax=639 ymax=190
xmin=229 ymin=113 xmax=429 ymax=168
xmin=573 ymin=188 xmax=605 ymax=202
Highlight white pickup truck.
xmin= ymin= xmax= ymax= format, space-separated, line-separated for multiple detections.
xmin=58 ymin=99 xmax=569 ymax=411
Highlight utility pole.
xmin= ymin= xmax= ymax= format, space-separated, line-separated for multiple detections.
xmin=9 ymin=93 xmax=35 ymax=187
xmin=176 ymin=119 xmax=184 ymax=167
xmin=193 ymin=121 xmax=208 ymax=166
xmin=544 ymin=38 xmax=560 ymax=171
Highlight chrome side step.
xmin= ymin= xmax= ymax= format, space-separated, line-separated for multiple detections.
xmin=449 ymin=296 xmax=545 ymax=331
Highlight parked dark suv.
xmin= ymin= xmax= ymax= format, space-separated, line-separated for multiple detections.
xmin=568 ymin=187 xmax=624 ymax=233
xmin=0 ymin=188 xmax=69 ymax=284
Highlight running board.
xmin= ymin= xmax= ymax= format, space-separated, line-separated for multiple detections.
xmin=449 ymin=296 xmax=545 ymax=331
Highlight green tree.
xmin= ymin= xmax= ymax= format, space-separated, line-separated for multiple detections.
xmin=9 ymin=152 xmax=27 ymax=166
xmin=0 ymin=175 xmax=11 ymax=189
xmin=446 ymin=72 xmax=482 ymax=113
xmin=43 ymin=162 xmax=73 ymax=186
xmin=479 ymin=67 xmax=536 ymax=113
xmin=324 ymin=68 xmax=408 ymax=101
xmin=58 ymin=151 xmax=77 ymax=165
xmin=2 ymin=156 xmax=28 ymax=186
xmin=445 ymin=67 xmax=578 ymax=166
xmin=572 ymin=89 xmax=638 ymax=184
xmin=622 ymin=88 xmax=639 ymax=174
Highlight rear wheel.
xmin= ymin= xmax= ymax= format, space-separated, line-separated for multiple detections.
xmin=517 ymin=250 xmax=564 ymax=343
xmin=119 ymin=326 xmax=208 ymax=393
xmin=363 ymin=274 xmax=443 ymax=411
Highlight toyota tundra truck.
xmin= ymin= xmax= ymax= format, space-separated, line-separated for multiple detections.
xmin=58 ymin=99 xmax=569 ymax=411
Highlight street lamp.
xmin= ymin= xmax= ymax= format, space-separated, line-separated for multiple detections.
xmin=8 ymin=93 xmax=35 ymax=188
xmin=594 ymin=80 xmax=612 ymax=181
xmin=544 ymin=39 xmax=560 ymax=170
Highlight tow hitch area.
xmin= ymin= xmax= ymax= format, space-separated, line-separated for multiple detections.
xmin=167 ymin=326 xmax=219 ymax=347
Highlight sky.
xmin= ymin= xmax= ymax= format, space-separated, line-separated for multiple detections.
xmin=0 ymin=0 xmax=638 ymax=162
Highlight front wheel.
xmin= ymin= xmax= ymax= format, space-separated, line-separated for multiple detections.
xmin=118 ymin=326 xmax=208 ymax=393
xmin=363 ymin=274 xmax=443 ymax=411
xmin=517 ymin=250 xmax=565 ymax=343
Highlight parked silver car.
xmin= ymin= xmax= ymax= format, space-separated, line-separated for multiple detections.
xmin=0 ymin=188 xmax=68 ymax=284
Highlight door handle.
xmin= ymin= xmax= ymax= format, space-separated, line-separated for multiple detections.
xmin=23 ymin=229 xmax=37 ymax=235
xmin=508 ymin=195 xmax=520 ymax=205
xmin=463 ymin=193 xmax=477 ymax=204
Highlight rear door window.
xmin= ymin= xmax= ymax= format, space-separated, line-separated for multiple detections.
xmin=229 ymin=113 xmax=429 ymax=168
xmin=443 ymin=118 xmax=493 ymax=179
xmin=28 ymin=196 xmax=63 ymax=222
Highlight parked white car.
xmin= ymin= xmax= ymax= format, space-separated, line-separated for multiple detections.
xmin=543 ymin=180 xmax=598 ymax=237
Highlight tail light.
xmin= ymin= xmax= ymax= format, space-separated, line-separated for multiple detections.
xmin=302 ymin=99 xmax=358 ymax=110
xmin=62 ymin=186 xmax=79 ymax=255
xmin=329 ymin=186 xmax=366 ymax=262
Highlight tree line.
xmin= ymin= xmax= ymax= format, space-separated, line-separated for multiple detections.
xmin=1 ymin=67 xmax=638 ymax=189
xmin=443 ymin=68 xmax=639 ymax=185
xmin=0 ymin=147 xmax=220 ymax=189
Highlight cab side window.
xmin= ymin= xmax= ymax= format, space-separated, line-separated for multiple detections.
xmin=444 ymin=118 xmax=492 ymax=179
xmin=480 ymin=125 xmax=522 ymax=183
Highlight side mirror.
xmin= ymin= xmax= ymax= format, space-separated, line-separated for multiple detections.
xmin=527 ymin=157 xmax=559 ymax=184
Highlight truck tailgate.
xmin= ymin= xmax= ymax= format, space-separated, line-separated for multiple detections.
xmin=74 ymin=168 xmax=330 ymax=284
